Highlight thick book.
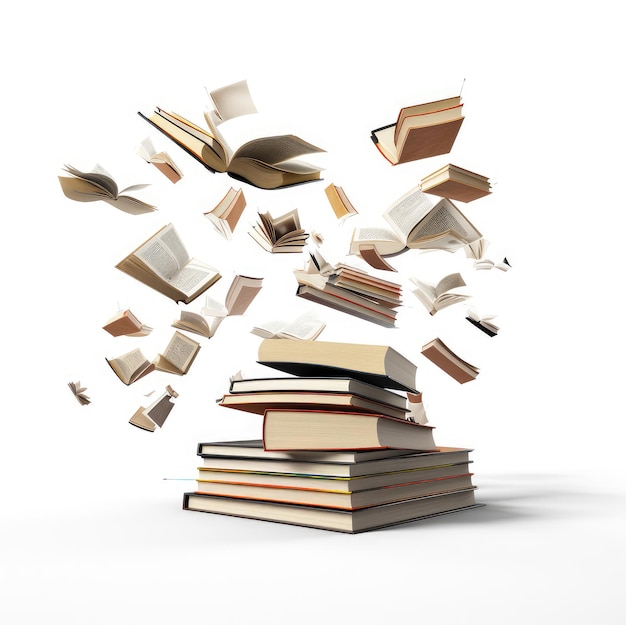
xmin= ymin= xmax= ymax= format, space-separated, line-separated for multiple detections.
xmin=194 ymin=473 xmax=475 ymax=510
xmin=183 ymin=488 xmax=480 ymax=533
xmin=228 ymin=378 xmax=408 ymax=410
xmin=218 ymin=391 xmax=409 ymax=421
xmin=199 ymin=447 xmax=473 ymax=477
xmin=371 ymin=96 xmax=464 ymax=165
xmin=139 ymin=81 xmax=325 ymax=190
xmin=257 ymin=339 xmax=419 ymax=393
xmin=197 ymin=458 xmax=473 ymax=492
xmin=421 ymin=337 xmax=480 ymax=384
xmin=420 ymin=163 xmax=491 ymax=203
xmin=262 ymin=409 xmax=436 ymax=451
xmin=102 ymin=308 xmax=152 ymax=337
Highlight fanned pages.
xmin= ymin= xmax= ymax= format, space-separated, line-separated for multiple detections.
xmin=409 ymin=273 xmax=470 ymax=315
xmin=106 ymin=348 xmax=155 ymax=385
xmin=68 ymin=381 xmax=91 ymax=406
xmin=58 ymin=164 xmax=156 ymax=215
xmin=249 ymin=208 xmax=308 ymax=253
xmin=115 ymin=223 xmax=221 ymax=303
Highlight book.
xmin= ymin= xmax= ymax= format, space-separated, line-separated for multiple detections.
xmin=257 ymin=339 xmax=419 ymax=393
xmin=136 ymin=136 xmax=183 ymax=183
xmin=420 ymin=163 xmax=491 ymax=203
xmin=68 ymin=381 xmax=90 ymax=406
xmin=218 ymin=391 xmax=409 ymax=421
xmin=251 ymin=310 xmax=326 ymax=341
xmin=195 ymin=473 xmax=474 ymax=510
xmin=371 ymin=96 xmax=464 ymax=165
xmin=153 ymin=331 xmax=201 ymax=376
xmin=263 ymin=409 xmax=436 ymax=451
xmin=115 ymin=223 xmax=221 ymax=304
xmin=350 ymin=186 xmax=482 ymax=257
xmin=102 ymin=309 xmax=152 ymax=337
xmin=228 ymin=377 xmax=408 ymax=410
xmin=58 ymin=164 xmax=156 ymax=215
xmin=421 ymin=337 xmax=480 ymax=384
xmin=139 ymin=80 xmax=325 ymax=190
xmin=465 ymin=306 xmax=499 ymax=337
xmin=195 ymin=439 xmax=417 ymax=464
xmin=182 ymin=488 xmax=479 ymax=533
xmin=171 ymin=309 xmax=225 ymax=339
xmin=204 ymin=187 xmax=246 ymax=240
xmin=324 ymin=183 xmax=358 ymax=221
xmin=199 ymin=446 xmax=473 ymax=477
xmin=248 ymin=208 xmax=309 ymax=253
xmin=129 ymin=386 xmax=178 ymax=431
xmin=105 ymin=348 xmax=155 ymax=385
xmin=409 ymin=273 xmax=470 ymax=315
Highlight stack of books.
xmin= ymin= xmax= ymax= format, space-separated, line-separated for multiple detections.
xmin=293 ymin=260 xmax=403 ymax=327
xmin=183 ymin=340 xmax=481 ymax=533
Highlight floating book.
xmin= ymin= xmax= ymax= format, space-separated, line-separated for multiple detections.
xmin=102 ymin=309 xmax=152 ymax=337
xmin=106 ymin=348 xmax=155 ymax=386
xmin=324 ymin=183 xmax=358 ymax=221
xmin=68 ymin=381 xmax=90 ymax=406
xmin=249 ymin=208 xmax=309 ymax=253
xmin=371 ymin=96 xmax=464 ymax=165
xmin=204 ymin=187 xmax=246 ymax=240
xmin=129 ymin=386 xmax=178 ymax=431
xmin=251 ymin=310 xmax=326 ymax=341
xmin=409 ymin=273 xmax=470 ymax=315
xmin=420 ymin=163 xmax=491 ymax=203
xmin=139 ymin=80 xmax=325 ymax=190
xmin=257 ymin=339 xmax=419 ymax=393
xmin=115 ymin=223 xmax=221 ymax=304
xmin=58 ymin=164 xmax=156 ymax=215
xmin=421 ymin=337 xmax=479 ymax=384
xmin=136 ymin=136 xmax=183 ymax=183
xmin=153 ymin=331 xmax=201 ymax=376
xmin=465 ymin=306 xmax=499 ymax=337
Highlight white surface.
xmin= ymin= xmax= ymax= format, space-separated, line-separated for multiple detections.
xmin=2 ymin=1 xmax=625 ymax=623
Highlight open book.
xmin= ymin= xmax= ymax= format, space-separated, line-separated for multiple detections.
xmin=58 ymin=164 xmax=156 ymax=215
xmin=251 ymin=309 xmax=326 ymax=341
xmin=172 ymin=274 xmax=263 ymax=338
xmin=409 ymin=273 xmax=470 ymax=315
xmin=68 ymin=381 xmax=91 ymax=406
xmin=153 ymin=331 xmax=201 ymax=376
xmin=106 ymin=348 xmax=155 ymax=385
xmin=115 ymin=223 xmax=221 ymax=303
xmin=350 ymin=186 xmax=482 ymax=256
xmin=371 ymin=96 xmax=464 ymax=165
xmin=129 ymin=386 xmax=179 ymax=431
xmin=466 ymin=306 xmax=499 ymax=337
xmin=139 ymin=80 xmax=325 ymax=190
xmin=136 ymin=137 xmax=183 ymax=183
xmin=204 ymin=187 xmax=246 ymax=240
xmin=102 ymin=309 xmax=152 ymax=337
xmin=249 ymin=208 xmax=309 ymax=253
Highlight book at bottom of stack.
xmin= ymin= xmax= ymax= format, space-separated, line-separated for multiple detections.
xmin=183 ymin=440 xmax=481 ymax=533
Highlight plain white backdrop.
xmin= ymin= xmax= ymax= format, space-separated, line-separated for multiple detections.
xmin=2 ymin=2 xmax=625 ymax=623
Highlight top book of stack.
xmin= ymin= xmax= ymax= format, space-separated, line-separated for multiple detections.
xmin=371 ymin=96 xmax=464 ymax=165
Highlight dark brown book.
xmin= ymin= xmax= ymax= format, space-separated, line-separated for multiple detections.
xmin=421 ymin=337 xmax=479 ymax=384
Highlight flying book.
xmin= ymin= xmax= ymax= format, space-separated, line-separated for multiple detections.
xmin=420 ymin=163 xmax=491 ymax=203
xmin=182 ymin=489 xmax=479 ymax=533
xmin=421 ymin=337 xmax=479 ymax=384
xmin=153 ymin=331 xmax=201 ymax=376
xmin=248 ymin=208 xmax=309 ymax=253
xmin=129 ymin=386 xmax=178 ymax=431
xmin=409 ymin=273 xmax=470 ymax=315
xmin=465 ymin=306 xmax=499 ymax=337
xmin=135 ymin=136 xmax=183 ymax=183
xmin=257 ymin=339 xmax=419 ymax=393
xmin=324 ymin=183 xmax=358 ymax=221
xmin=106 ymin=348 xmax=155 ymax=385
xmin=350 ymin=186 xmax=482 ymax=257
xmin=115 ymin=223 xmax=221 ymax=304
xmin=139 ymin=80 xmax=325 ymax=190
xmin=68 ymin=381 xmax=90 ymax=406
xmin=204 ymin=187 xmax=246 ymax=240
xmin=371 ymin=96 xmax=464 ymax=165
xmin=58 ymin=164 xmax=156 ymax=215
xmin=251 ymin=310 xmax=326 ymax=341
xmin=102 ymin=309 xmax=152 ymax=337
xmin=218 ymin=391 xmax=409 ymax=421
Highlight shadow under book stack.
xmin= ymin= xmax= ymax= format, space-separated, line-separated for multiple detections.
xmin=183 ymin=340 xmax=482 ymax=533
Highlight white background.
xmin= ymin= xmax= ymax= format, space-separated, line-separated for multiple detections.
xmin=2 ymin=1 xmax=625 ymax=623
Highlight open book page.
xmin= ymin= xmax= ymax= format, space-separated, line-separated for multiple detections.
xmin=158 ymin=331 xmax=200 ymax=373
xmin=135 ymin=224 xmax=190 ymax=280
xmin=278 ymin=310 xmax=326 ymax=340
xmin=408 ymin=199 xmax=481 ymax=247
xmin=209 ymin=79 xmax=258 ymax=122
xmin=349 ymin=226 xmax=406 ymax=256
xmin=168 ymin=260 xmax=220 ymax=297
xmin=383 ymin=186 xmax=433 ymax=243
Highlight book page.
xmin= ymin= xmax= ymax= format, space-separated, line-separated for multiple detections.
xmin=135 ymin=224 xmax=189 ymax=280
xmin=279 ymin=311 xmax=326 ymax=340
xmin=168 ymin=260 xmax=220 ymax=296
xmin=210 ymin=80 xmax=258 ymax=122
xmin=162 ymin=332 xmax=199 ymax=372
xmin=110 ymin=348 xmax=148 ymax=380
xmin=383 ymin=186 xmax=433 ymax=242
xmin=409 ymin=199 xmax=480 ymax=244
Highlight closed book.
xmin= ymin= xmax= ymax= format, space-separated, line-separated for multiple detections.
xmin=263 ymin=409 xmax=437 ymax=451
